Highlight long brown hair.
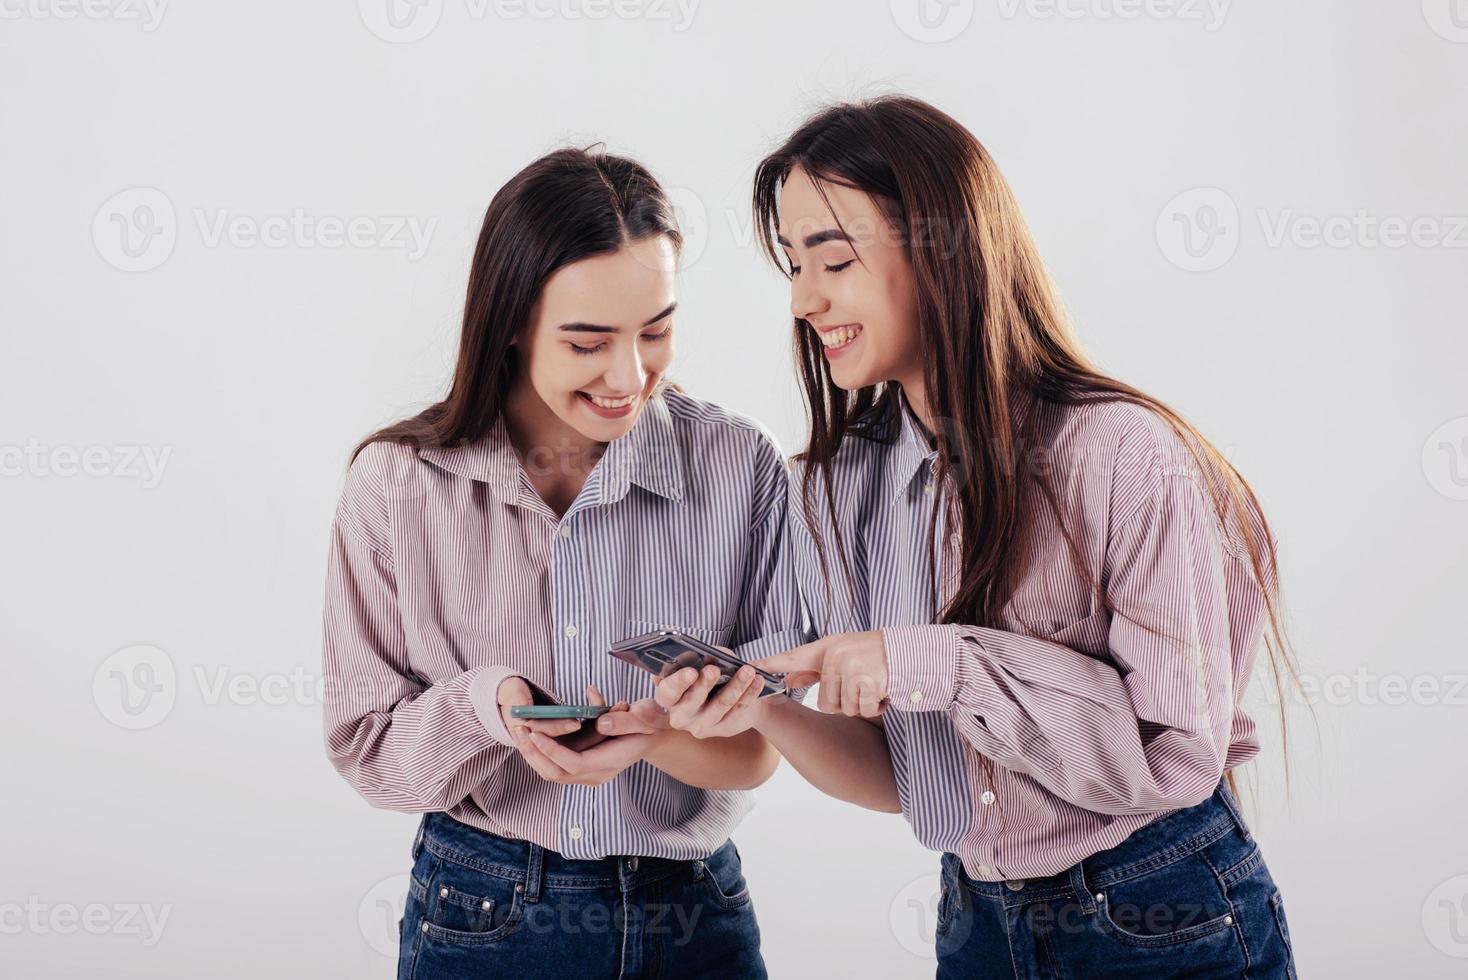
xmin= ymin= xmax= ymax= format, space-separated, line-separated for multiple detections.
xmin=753 ymin=96 xmax=1309 ymax=811
xmin=351 ymin=145 xmax=683 ymax=463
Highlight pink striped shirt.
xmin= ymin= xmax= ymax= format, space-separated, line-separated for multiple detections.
xmin=792 ymin=391 xmax=1274 ymax=882
xmin=322 ymin=390 xmax=805 ymax=859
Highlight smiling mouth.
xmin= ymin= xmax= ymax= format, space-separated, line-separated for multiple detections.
xmin=577 ymin=391 xmax=639 ymax=417
xmin=814 ymin=323 xmax=863 ymax=354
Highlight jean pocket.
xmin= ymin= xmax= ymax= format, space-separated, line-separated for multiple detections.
xmin=695 ymin=846 xmax=752 ymax=910
xmin=1091 ymin=852 xmax=1239 ymax=948
xmin=415 ymin=856 xmax=524 ymax=946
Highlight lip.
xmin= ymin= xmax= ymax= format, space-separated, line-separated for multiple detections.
xmin=812 ymin=323 xmax=863 ymax=359
xmin=577 ymin=391 xmax=638 ymax=419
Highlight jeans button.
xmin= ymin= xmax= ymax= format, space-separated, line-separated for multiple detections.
xmin=629 ymin=856 xmax=639 ymax=871
xmin=1005 ymin=879 xmax=1026 ymax=891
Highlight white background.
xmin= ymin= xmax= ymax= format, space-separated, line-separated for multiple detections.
xmin=3 ymin=1 xmax=1467 ymax=976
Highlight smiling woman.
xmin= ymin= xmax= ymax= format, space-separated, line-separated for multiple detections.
xmin=321 ymin=146 xmax=806 ymax=979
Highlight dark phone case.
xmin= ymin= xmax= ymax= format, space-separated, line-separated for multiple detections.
xmin=608 ymin=631 xmax=788 ymax=698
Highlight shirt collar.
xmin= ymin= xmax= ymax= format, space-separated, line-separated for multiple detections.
xmin=886 ymin=386 xmax=1039 ymax=502
xmin=413 ymin=394 xmax=685 ymax=506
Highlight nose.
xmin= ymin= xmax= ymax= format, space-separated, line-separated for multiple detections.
xmin=603 ymin=341 xmax=647 ymax=396
xmin=790 ymin=269 xmax=830 ymax=323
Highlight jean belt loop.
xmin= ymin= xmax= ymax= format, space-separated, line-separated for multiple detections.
xmin=1216 ymin=775 xmax=1253 ymax=842
xmin=1067 ymin=860 xmax=1098 ymax=915
xmin=524 ymin=842 xmax=545 ymax=904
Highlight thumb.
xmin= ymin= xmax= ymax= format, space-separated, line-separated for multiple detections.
xmin=596 ymin=708 xmax=656 ymax=736
xmin=497 ymin=675 xmax=533 ymax=707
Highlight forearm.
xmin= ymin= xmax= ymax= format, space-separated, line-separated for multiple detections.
xmin=642 ymin=727 xmax=780 ymax=791
xmin=753 ymin=696 xmax=901 ymax=812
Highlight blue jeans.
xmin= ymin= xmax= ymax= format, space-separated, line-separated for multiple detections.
xmin=935 ymin=779 xmax=1298 ymax=979
xmin=397 ymin=811 xmax=766 ymax=979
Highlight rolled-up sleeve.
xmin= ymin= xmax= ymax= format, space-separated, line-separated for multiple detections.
xmin=882 ymin=434 xmax=1253 ymax=816
xmin=321 ymin=443 xmax=519 ymax=812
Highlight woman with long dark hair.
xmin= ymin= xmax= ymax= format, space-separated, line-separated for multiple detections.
xmin=320 ymin=146 xmax=803 ymax=978
xmin=654 ymin=96 xmax=1304 ymax=977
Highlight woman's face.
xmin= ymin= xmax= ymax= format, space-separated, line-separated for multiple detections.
xmin=776 ymin=165 xmax=923 ymax=392
xmin=520 ymin=234 xmax=678 ymax=443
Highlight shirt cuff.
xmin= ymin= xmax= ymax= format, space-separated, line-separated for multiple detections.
xmin=882 ymin=624 xmax=960 ymax=712
xmin=469 ymin=665 xmax=530 ymax=748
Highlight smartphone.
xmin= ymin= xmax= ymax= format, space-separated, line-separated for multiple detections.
xmin=513 ymin=686 xmax=611 ymax=751
xmin=510 ymin=704 xmax=611 ymax=720
xmin=609 ymin=630 xmax=788 ymax=699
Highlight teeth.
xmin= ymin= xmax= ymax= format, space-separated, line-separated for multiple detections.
xmin=819 ymin=324 xmax=862 ymax=348
xmin=586 ymin=393 xmax=636 ymax=409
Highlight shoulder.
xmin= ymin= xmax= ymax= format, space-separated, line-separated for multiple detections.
xmin=335 ymin=439 xmax=421 ymax=555
xmin=662 ymin=388 xmax=787 ymax=466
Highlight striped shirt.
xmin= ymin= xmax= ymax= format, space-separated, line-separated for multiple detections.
xmin=322 ymin=389 xmax=805 ymax=860
xmin=790 ymin=390 xmax=1274 ymax=882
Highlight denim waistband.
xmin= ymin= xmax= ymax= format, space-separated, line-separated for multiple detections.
xmin=413 ymin=811 xmax=724 ymax=902
xmin=945 ymin=778 xmax=1252 ymax=907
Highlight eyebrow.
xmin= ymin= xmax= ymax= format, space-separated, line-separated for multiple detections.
xmin=557 ymin=301 xmax=678 ymax=334
xmin=776 ymin=229 xmax=854 ymax=249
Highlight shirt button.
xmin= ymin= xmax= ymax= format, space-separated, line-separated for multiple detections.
xmin=976 ymin=864 xmax=994 ymax=877
xmin=950 ymin=533 xmax=960 ymax=548
xmin=564 ymin=625 xmax=579 ymax=638
xmin=559 ymin=525 xmax=572 ymax=538
xmin=908 ymin=689 xmax=923 ymax=703
xmin=924 ymin=482 xmax=935 ymax=495
xmin=569 ymin=826 xmax=583 ymax=840
xmin=981 ymin=790 xmax=996 ymax=806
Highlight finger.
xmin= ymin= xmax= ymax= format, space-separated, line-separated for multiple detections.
xmin=512 ymin=729 xmax=569 ymax=782
xmin=750 ymin=641 xmax=824 ymax=675
xmin=519 ymin=717 xmax=584 ymax=737
xmin=673 ymin=666 xmax=723 ymax=728
xmin=528 ymin=731 xmax=588 ymax=774
xmin=702 ymin=666 xmax=757 ymax=724
xmin=841 ymin=675 xmax=861 ymax=717
xmin=585 ymin=685 xmax=607 ymax=708
xmin=654 ymin=668 xmax=701 ymax=710
xmin=596 ymin=710 xmax=656 ymax=736
xmin=857 ymin=678 xmax=883 ymax=718
xmin=497 ymin=676 xmax=533 ymax=706
xmin=818 ymin=669 xmax=841 ymax=714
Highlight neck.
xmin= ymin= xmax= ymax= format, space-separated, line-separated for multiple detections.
xmin=502 ymin=375 xmax=606 ymax=479
xmin=896 ymin=375 xmax=935 ymax=444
